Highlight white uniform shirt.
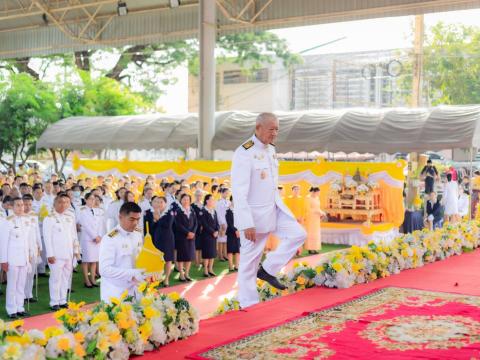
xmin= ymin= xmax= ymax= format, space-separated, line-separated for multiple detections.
xmin=0 ymin=215 xmax=31 ymax=267
xmin=99 ymin=226 xmax=143 ymax=301
xmin=139 ymin=198 xmax=153 ymax=214
xmin=25 ymin=211 xmax=42 ymax=263
xmin=77 ymin=206 xmax=104 ymax=243
xmin=106 ymin=200 xmax=123 ymax=231
xmin=32 ymin=197 xmax=50 ymax=215
xmin=43 ymin=211 xmax=79 ymax=260
xmin=231 ymin=135 xmax=293 ymax=233
xmin=216 ymin=198 xmax=230 ymax=231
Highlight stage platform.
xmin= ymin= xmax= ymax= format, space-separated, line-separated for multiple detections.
xmin=321 ymin=222 xmax=398 ymax=246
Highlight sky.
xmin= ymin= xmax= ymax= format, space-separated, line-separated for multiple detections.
xmin=156 ymin=8 xmax=480 ymax=113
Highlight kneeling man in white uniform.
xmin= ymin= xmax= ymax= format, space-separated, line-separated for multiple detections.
xmin=99 ymin=202 xmax=144 ymax=303
xmin=231 ymin=112 xmax=307 ymax=309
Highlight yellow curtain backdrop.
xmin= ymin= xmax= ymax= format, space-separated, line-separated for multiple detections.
xmin=73 ymin=156 xmax=406 ymax=225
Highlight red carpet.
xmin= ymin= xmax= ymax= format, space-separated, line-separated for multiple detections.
xmin=188 ymin=287 xmax=480 ymax=359
xmin=22 ymin=252 xmax=329 ymax=330
xmin=141 ymin=249 xmax=480 ymax=359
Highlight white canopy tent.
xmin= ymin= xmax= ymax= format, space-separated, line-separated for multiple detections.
xmin=37 ymin=106 xmax=480 ymax=154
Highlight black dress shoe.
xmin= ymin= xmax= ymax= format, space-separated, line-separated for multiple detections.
xmin=50 ymin=305 xmax=60 ymax=311
xmin=17 ymin=312 xmax=29 ymax=317
xmin=84 ymin=283 xmax=93 ymax=288
xmin=8 ymin=313 xmax=17 ymax=319
xmin=185 ymin=276 xmax=193 ymax=282
xmin=257 ymin=265 xmax=287 ymax=290
xmin=24 ymin=298 xmax=38 ymax=303
xmin=203 ymin=273 xmax=211 ymax=278
xmin=91 ymin=283 xmax=99 ymax=287
xmin=59 ymin=303 xmax=68 ymax=309
xmin=208 ymin=272 xmax=216 ymax=277
xmin=38 ymin=273 xmax=49 ymax=278
xmin=179 ymin=277 xmax=187 ymax=282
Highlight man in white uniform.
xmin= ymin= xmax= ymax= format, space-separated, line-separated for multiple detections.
xmin=22 ymin=194 xmax=42 ymax=303
xmin=43 ymin=193 xmax=80 ymax=310
xmin=32 ymin=184 xmax=50 ymax=277
xmin=231 ymin=112 xmax=306 ymax=309
xmin=99 ymin=202 xmax=144 ymax=303
xmin=0 ymin=198 xmax=32 ymax=318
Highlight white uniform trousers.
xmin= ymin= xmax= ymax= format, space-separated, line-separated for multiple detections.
xmin=6 ymin=266 xmax=27 ymax=315
xmin=25 ymin=267 xmax=36 ymax=299
xmin=49 ymin=259 xmax=73 ymax=307
xmin=37 ymin=238 xmax=48 ymax=274
xmin=238 ymin=208 xmax=306 ymax=308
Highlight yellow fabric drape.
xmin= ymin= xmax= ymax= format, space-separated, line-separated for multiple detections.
xmin=74 ymin=157 xmax=406 ymax=225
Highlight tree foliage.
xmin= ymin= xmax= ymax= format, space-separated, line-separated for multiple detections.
xmin=0 ymin=74 xmax=58 ymax=169
xmin=398 ymin=22 xmax=480 ymax=106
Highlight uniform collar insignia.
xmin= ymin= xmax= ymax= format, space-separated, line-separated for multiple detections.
xmin=108 ymin=229 xmax=119 ymax=238
xmin=242 ymin=140 xmax=254 ymax=150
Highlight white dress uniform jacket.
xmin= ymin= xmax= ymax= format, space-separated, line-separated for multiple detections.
xmin=106 ymin=200 xmax=123 ymax=231
xmin=43 ymin=211 xmax=80 ymax=307
xmin=216 ymin=198 xmax=230 ymax=243
xmin=77 ymin=206 xmax=104 ymax=263
xmin=24 ymin=211 xmax=42 ymax=299
xmin=99 ymin=226 xmax=144 ymax=303
xmin=231 ymin=135 xmax=294 ymax=232
xmin=0 ymin=215 xmax=32 ymax=315
xmin=231 ymin=134 xmax=306 ymax=309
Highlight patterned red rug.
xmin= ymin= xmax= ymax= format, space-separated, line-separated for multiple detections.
xmin=187 ymin=287 xmax=480 ymax=359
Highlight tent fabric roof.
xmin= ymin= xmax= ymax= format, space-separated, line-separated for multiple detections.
xmin=37 ymin=106 xmax=480 ymax=153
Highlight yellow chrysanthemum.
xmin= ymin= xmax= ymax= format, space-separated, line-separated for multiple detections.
xmin=140 ymin=297 xmax=153 ymax=307
xmin=68 ymin=301 xmax=85 ymax=311
xmin=332 ymin=263 xmax=343 ymax=272
xmin=74 ymin=344 xmax=86 ymax=357
xmin=168 ymin=292 xmax=181 ymax=302
xmin=57 ymin=337 xmax=70 ymax=351
xmin=110 ymin=297 xmax=121 ymax=306
xmin=97 ymin=338 xmax=110 ymax=353
xmin=74 ymin=332 xmax=85 ymax=343
xmin=90 ymin=311 xmax=109 ymax=325
xmin=4 ymin=344 xmax=21 ymax=359
xmin=143 ymin=306 xmax=159 ymax=319
xmin=137 ymin=282 xmax=148 ymax=293
xmin=296 ymin=276 xmax=306 ymax=286
xmin=44 ymin=326 xmax=63 ymax=339
xmin=108 ymin=331 xmax=122 ymax=344
xmin=8 ymin=319 xmax=24 ymax=330
xmin=54 ymin=308 xmax=67 ymax=320
xmin=139 ymin=321 xmax=152 ymax=342
xmin=120 ymin=290 xmax=129 ymax=301
xmin=5 ymin=335 xmax=29 ymax=346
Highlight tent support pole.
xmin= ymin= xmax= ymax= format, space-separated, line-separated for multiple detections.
xmin=198 ymin=0 xmax=216 ymax=160
xmin=469 ymin=147 xmax=474 ymax=219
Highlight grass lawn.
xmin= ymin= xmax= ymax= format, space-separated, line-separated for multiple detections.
xmin=0 ymin=243 xmax=349 ymax=320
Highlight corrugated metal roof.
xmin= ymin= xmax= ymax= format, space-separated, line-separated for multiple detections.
xmin=0 ymin=0 xmax=479 ymax=59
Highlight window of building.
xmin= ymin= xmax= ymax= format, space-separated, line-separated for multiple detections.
xmin=223 ymin=68 xmax=269 ymax=84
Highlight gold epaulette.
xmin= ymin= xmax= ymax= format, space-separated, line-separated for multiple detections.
xmin=242 ymin=140 xmax=254 ymax=150
xmin=108 ymin=229 xmax=119 ymax=238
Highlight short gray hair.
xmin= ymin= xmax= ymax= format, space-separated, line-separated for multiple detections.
xmin=256 ymin=112 xmax=277 ymax=125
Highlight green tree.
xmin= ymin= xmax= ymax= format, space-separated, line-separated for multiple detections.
xmin=0 ymin=73 xmax=58 ymax=172
xmin=46 ymin=74 xmax=148 ymax=175
xmin=1 ymin=31 xmax=300 ymax=104
xmin=398 ymin=22 xmax=480 ymax=106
